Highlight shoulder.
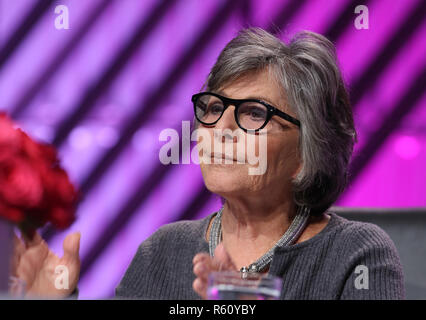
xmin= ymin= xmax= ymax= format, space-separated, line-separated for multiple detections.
xmin=329 ymin=212 xmax=396 ymax=247
xmin=326 ymin=212 xmax=405 ymax=299
xmin=326 ymin=212 xmax=402 ymax=264
xmin=141 ymin=214 xmax=213 ymax=250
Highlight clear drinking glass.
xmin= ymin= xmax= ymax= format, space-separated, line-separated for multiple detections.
xmin=207 ymin=271 xmax=283 ymax=300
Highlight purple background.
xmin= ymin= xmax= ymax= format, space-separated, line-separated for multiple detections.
xmin=0 ymin=0 xmax=425 ymax=298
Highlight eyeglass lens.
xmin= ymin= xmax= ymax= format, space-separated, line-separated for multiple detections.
xmin=195 ymin=94 xmax=268 ymax=131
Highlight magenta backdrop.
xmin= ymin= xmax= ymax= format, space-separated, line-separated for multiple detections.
xmin=0 ymin=0 xmax=425 ymax=298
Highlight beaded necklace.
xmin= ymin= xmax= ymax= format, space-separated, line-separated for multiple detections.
xmin=209 ymin=205 xmax=310 ymax=275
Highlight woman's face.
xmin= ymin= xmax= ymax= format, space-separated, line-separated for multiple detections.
xmin=198 ymin=68 xmax=301 ymax=202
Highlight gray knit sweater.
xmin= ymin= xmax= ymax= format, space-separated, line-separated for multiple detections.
xmin=114 ymin=211 xmax=405 ymax=299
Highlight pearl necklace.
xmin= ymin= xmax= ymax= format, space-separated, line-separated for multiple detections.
xmin=209 ymin=205 xmax=310 ymax=276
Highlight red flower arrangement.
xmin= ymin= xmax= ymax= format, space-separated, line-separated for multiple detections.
xmin=0 ymin=112 xmax=79 ymax=238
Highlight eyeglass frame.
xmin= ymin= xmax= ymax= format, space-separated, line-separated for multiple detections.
xmin=191 ymin=91 xmax=301 ymax=132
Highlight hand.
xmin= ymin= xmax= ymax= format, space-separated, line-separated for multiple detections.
xmin=192 ymin=243 xmax=237 ymax=299
xmin=11 ymin=230 xmax=81 ymax=299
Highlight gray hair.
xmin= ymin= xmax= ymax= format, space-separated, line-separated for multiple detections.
xmin=201 ymin=27 xmax=357 ymax=216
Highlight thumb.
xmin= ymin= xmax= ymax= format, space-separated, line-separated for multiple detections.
xmin=63 ymin=232 xmax=81 ymax=261
xmin=213 ymin=243 xmax=237 ymax=271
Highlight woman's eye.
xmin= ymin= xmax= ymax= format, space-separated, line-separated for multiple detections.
xmin=210 ymin=104 xmax=223 ymax=114
xmin=244 ymin=106 xmax=266 ymax=120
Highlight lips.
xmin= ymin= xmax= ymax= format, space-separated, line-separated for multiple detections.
xmin=209 ymin=153 xmax=245 ymax=164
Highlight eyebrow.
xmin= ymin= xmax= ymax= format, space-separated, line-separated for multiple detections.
xmin=215 ymin=90 xmax=277 ymax=107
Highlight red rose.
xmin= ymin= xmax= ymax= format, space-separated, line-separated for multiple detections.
xmin=48 ymin=207 xmax=76 ymax=229
xmin=0 ymin=112 xmax=78 ymax=232
xmin=0 ymin=201 xmax=24 ymax=223
xmin=0 ymin=113 xmax=21 ymax=147
xmin=20 ymin=129 xmax=58 ymax=164
xmin=0 ymin=155 xmax=43 ymax=208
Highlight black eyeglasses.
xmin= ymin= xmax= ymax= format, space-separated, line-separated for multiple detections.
xmin=191 ymin=92 xmax=301 ymax=132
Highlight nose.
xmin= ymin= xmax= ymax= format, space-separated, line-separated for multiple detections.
xmin=213 ymin=105 xmax=240 ymax=143
xmin=214 ymin=105 xmax=238 ymax=131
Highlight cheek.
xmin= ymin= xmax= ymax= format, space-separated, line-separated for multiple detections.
xmin=265 ymin=137 xmax=300 ymax=176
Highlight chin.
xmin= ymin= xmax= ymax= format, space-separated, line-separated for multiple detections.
xmin=201 ymin=164 xmax=249 ymax=195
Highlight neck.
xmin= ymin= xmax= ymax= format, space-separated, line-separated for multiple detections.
xmin=220 ymin=196 xmax=298 ymax=242
xmin=215 ymin=195 xmax=302 ymax=270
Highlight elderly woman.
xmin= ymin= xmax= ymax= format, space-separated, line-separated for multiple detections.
xmin=12 ymin=28 xmax=404 ymax=300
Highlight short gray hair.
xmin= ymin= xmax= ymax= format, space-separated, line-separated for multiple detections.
xmin=202 ymin=27 xmax=357 ymax=216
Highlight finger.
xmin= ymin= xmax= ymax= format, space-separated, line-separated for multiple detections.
xmin=63 ymin=232 xmax=81 ymax=261
xmin=23 ymin=230 xmax=43 ymax=248
xmin=21 ymin=243 xmax=49 ymax=270
xmin=213 ymin=243 xmax=237 ymax=271
xmin=13 ymin=231 xmax=26 ymax=255
xmin=16 ymin=258 xmax=33 ymax=286
xmin=193 ymin=252 xmax=210 ymax=265
xmin=193 ymin=261 xmax=210 ymax=280
xmin=192 ymin=278 xmax=207 ymax=299
xmin=11 ymin=232 xmax=26 ymax=275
